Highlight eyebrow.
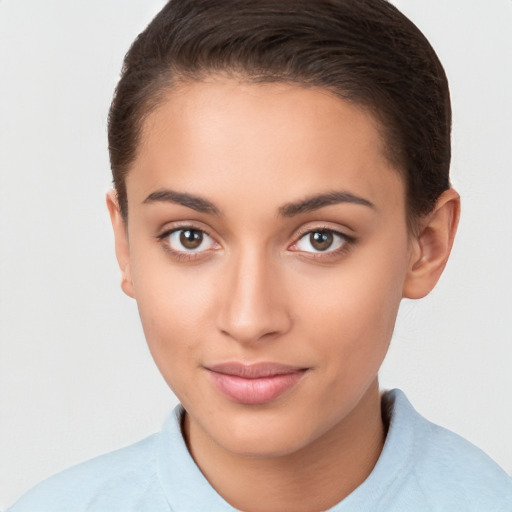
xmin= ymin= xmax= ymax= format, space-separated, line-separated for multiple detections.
xmin=143 ymin=189 xmax=220 ymax=215
xmin=279 ymin=191 xmax=375 ymax=217
xmin=143 ymin=188 xmax=374 ymax=217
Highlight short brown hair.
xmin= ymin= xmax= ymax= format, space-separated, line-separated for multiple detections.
xmin=108 ymin=0 xmax=451 ymax=223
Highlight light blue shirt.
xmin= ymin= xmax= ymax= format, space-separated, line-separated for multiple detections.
xmin=7 ymin=390 xmax=512 ymax=511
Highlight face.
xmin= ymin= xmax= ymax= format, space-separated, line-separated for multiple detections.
xmin=113 ymin=79 xmax=416 ymax=458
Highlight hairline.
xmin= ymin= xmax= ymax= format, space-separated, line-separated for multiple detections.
xmin=119 ymin=71 xmax=417 ymax=226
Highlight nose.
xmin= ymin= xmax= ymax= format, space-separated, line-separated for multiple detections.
xmin=216 ymin=249 xmax=292 ymax=344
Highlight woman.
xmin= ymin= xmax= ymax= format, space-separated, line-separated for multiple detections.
xmin=6 ymin=0 xmax=512 ymax=510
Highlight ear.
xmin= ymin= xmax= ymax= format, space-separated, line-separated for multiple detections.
xmin=106 ymin=190 xmax=134 ymax=298
xmin=402 ymin=188 xmax=460 ymax=299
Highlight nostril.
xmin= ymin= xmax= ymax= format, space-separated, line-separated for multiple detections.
xmin=215 ymin=256 xmax=292 ymax=343
xmin=217 ymin=303 xmax=292 ymax=344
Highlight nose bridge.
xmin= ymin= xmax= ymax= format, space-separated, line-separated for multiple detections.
xmin=217 ymin=244 xmax=290 ymax=343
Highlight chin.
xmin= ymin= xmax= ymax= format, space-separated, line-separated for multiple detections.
xmin=204 ymin=405 xmax=320 ymax=459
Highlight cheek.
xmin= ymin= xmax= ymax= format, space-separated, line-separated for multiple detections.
xmin=130 ymin=255 xmax=219 ymax=374
xmin=293 ymin=243 xmax=408 ymax=369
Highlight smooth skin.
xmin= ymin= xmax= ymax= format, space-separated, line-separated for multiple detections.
xmin=107 ymin=79 xmax=459 ymax=512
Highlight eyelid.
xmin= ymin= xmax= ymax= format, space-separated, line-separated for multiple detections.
xmin=154 ymin=221 xmax=355 ymax=261
xmin=156 ymin=220 xmax=217 ymax=239
xmin=291 ymin=223 xmax=355 ymax=244
xmin=155 ymin=222 xmax=221 ymax=260
xmin=288 ymin=224 xmax=356 ymax=257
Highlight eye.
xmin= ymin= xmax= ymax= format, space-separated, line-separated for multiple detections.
xmin=292 ymin=229 xmax=350 ymax=254
xmin=166 ymin=228 xmax=218 ymax=253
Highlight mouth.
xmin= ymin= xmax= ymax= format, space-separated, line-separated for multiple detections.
xmin=204 ymin=362 xmax=308 ymax=405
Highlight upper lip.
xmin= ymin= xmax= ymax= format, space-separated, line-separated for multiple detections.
xmin=205 ymin=362 xmax=307 ymax=379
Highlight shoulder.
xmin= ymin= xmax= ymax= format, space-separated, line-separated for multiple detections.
xmin=386 ymin=390 xmax=512 ymax=511
xmin=7 ymin=404 xmax=236 ymax=512
xmin=6 ymin=431 xmax=169 ymax=512
xmin=414 ymin=418 xmax=512 ymax=509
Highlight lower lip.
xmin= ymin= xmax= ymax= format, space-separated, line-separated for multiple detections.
xmin=207 ymin=370 xmax=306 ymax=405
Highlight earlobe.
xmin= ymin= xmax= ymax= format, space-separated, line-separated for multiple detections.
xmin=106 ymin=190 xmax=135 ymax=298
xmin=402 ymin=188 xmax=460 ymax=299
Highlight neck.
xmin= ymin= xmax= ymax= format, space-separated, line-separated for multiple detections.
xmin=184 ymin=379 xmax=385 ymax=512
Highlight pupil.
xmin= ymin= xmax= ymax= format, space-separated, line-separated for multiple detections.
xmin=180 ymin=229 xmax=203 ymax=249
xmin=310 ymin=231 xmax=333 ymax=251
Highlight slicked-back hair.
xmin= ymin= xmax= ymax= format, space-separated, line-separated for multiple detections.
xmin=108 ymin=0 xmax=451 ymax=223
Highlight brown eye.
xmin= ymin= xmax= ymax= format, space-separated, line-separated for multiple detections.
xmin=292 ymin=228 xmax=349 ymax=255
xmin=179 ymin=229 xmax=203 ymax=249
xmin=166 ymin=228 xmax=217 ymax=254
xmin=309 ymin=231 xmax=334 ymax=251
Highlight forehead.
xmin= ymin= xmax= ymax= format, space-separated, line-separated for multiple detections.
xmin=128 ymin=79 xmax=405 ymax=217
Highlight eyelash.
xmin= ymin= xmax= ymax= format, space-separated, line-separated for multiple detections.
xmin=289 ymin=226 xmax=356 ymax=260
xmin=156 ymin=224 xmax=356 ymax=262
xmin=156 ymin=225 xmax=219 ymax=262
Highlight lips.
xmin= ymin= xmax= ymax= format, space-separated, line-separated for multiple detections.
xmin=205 ymin=362 xmax=307 ymax=405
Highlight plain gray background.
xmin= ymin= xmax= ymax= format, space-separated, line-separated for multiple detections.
xmin=1 ymin=0 xmax=511 ymax=507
